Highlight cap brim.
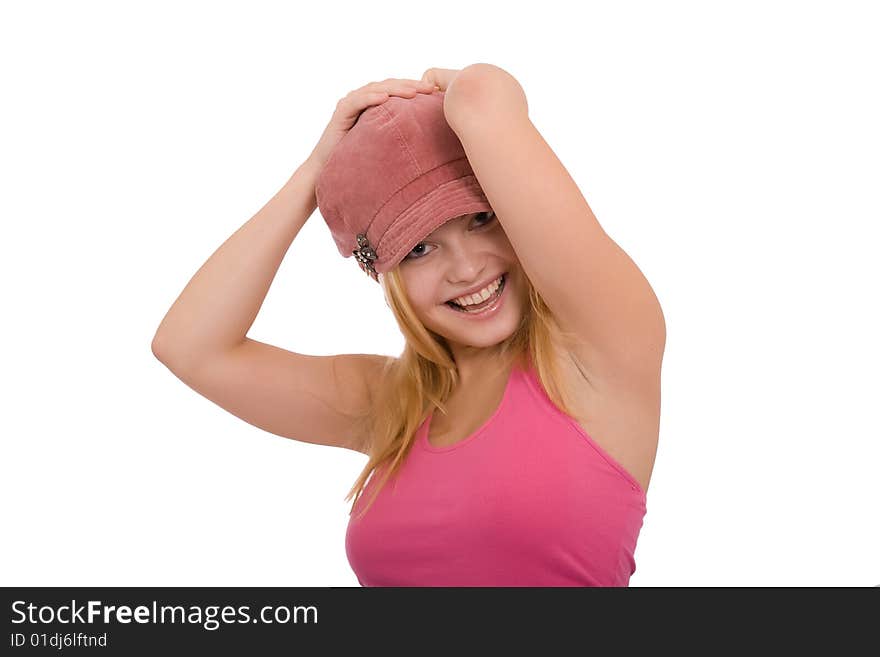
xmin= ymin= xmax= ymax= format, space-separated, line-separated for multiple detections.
xmin=374 ymin=175 xmax=494 ymax=274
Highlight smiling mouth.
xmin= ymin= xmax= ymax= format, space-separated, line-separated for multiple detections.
xmin=444 ymin=273 xmax=507 ymax=313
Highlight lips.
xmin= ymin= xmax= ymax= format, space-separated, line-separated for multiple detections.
xmin=446 ymin=273 xmax=507 ymax=312
xmin=444 ymin=272 xmax=507 ymax=306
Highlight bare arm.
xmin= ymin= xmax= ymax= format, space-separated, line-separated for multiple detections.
xmin=151 ymin=160 xmax=320 ymax=367
xmin=151 ymin=78 xmax=434 ymax=449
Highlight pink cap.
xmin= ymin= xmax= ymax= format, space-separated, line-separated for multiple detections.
xmin=315 ymin=91 xmax=493 ymax=283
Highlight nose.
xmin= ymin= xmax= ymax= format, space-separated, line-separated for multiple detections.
xmin=445 ymin=253 xmax=489 ymax=287
xmin=441 ymin=234 xmax=490 ymax=277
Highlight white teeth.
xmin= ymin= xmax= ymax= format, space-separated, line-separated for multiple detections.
xmin=452 ymin=276 xmax=502 ymax=307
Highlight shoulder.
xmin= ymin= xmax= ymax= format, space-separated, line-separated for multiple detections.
xmin=358 ymin=355 xmax=396 ymax=403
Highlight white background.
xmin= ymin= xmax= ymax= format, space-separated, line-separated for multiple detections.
xmin=1 ymin=1 xmax=877 ymax=587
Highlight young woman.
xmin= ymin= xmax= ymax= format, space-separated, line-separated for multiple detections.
xmin=152 ymin=65 xmax=665 ymax=587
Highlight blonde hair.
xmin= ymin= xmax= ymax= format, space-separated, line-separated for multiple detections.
xmin=344 ymin=264 xmax=586 ymax=521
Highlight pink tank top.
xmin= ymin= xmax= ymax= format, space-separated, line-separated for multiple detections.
xmin=345 ymin=355 xmax=647 ymax=586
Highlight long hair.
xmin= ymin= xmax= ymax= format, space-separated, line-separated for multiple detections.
xmin=344 ymin=263 xmax=587 ymax=521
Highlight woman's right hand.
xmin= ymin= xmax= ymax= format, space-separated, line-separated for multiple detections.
xmin=305 ymin=78 xmax=438 ymax=175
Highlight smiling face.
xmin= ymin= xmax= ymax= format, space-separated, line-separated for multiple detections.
xmin=381 ymin=211 xmax=527 ymax=370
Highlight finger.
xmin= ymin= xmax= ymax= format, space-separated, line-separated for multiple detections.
xmin=393 ymin=79 xmax=436 ymax=92
xmin=340 ymin=90 xmax=387 ymax=114
xmin=416 ymin=74 xmax=441 ymax=93
xmin=357 ymin=91 xmax=390 ymax=111
xmin=383 ymin=81 xmax=436 ymax=97
xmin=364 ymin=79 xmax=431 ymax=90
xmin=422 ymin=78 xmax=444 ymax=92
xmin=350 ymin=81 xmax=435 ymax=107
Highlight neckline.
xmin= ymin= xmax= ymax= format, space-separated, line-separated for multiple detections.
xmin=419 ymin=361 xmax=521 ymax=453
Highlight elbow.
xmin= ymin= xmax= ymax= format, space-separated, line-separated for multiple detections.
xmin=445 ymin=63 xmax=528 ymax=126
xmin=151 ymin=333 xmax=170 ymax=363
xmin=460 ymin=62 xmax=509 ymax=80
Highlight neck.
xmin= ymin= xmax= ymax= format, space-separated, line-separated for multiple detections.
xmin=452 ymin=349 xmax=520 ymax=389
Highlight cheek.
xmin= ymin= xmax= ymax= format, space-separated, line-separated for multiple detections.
xmin=407 ymin=288 xmax=445 ymax=321
xmin=415 ymin=296 xmax=441 ymax=314
xmin=404 ymin=274 xmax=442 ymax=309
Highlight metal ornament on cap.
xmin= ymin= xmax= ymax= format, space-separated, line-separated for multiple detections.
xmin=353 ymin=233 xmax=379 ymax=282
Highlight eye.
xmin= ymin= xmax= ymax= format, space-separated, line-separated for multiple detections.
xmin=404 ymin=242 xmax=434 ymax=260
xmin=403 ymin=212 xmax=496 ymax=262
xmin=473 ymin=211 xmax=496 ymax=227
